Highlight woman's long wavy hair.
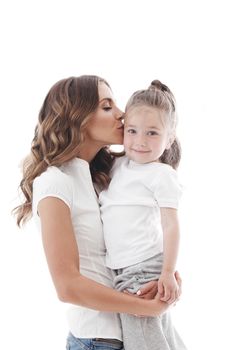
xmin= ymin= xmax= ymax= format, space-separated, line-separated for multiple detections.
xmin=125 ymin=79 xmax=181 ymax=169
xmin=14 ymin=75 xmax=116 ymax=226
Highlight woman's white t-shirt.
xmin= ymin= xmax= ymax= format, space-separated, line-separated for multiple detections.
xmin=32 ymin=158 xmax=122 ymax=340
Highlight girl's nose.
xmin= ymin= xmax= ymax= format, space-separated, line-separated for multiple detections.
xmin=136 ymin=137 xmax=147 ymax=147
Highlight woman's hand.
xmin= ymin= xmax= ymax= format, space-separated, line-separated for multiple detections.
xmin=135 ymin=270 xmax=182 ymax=301
xmin=136 ymin=280 xmax=158 ymax=299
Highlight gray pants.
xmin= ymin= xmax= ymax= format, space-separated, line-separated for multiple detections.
xmin=113 ymin=254 xmax=187 ymax=350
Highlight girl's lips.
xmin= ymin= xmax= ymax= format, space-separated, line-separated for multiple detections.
xmin=131 ymin=149 xmax=150 ymax=153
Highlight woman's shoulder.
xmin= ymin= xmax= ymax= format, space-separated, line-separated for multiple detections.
xmin=34 ymin=165 xmax=68 ymax=183
xmin=33 ymin=165 xmax=73 ymax=194
xmin=32 ymin=165 xmax=74 ymax=211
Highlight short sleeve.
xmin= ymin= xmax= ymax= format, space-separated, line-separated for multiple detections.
xmin=152 ymin=165 xmax=182 ymax=209
xmin=32 ymin=166 xmax=73 ymax=216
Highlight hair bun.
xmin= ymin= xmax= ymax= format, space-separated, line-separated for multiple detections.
xmin=149 ymin=80 xmax=171 ymax=94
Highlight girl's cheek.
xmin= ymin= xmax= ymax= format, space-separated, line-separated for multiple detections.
xmin=123 ymin=135 xmax=129 ymax=147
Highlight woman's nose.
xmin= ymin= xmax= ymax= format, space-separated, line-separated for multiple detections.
xmin=115 ymin=107 xmax=124 ymax=120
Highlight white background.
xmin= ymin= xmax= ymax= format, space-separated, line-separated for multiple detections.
xmin=1 ymin=1 xmax=232 ymax=349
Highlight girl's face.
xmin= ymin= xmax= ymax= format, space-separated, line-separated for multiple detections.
xmin=85 ymin=82 xmax=123 ymax=147
xmin=124 ymin=105 xmax=172 ymax=164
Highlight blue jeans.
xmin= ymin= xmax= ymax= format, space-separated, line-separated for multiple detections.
xmin=66 ymin=332 xmax=124 ymax=350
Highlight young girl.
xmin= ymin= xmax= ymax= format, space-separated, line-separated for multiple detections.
xmin=99 ymin=80 xmax=187 ymax=350
xmin=13 ymin=76 xmax=180 ymax=350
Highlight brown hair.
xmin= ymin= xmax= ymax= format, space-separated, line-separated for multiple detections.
xmin=125 ymin=79 xmax=181 ymax=169
xmin=13 ymin=75 xmax=115 ymax=226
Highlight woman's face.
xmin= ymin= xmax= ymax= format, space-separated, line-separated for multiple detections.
xmin=85 ymin=82 xmax=124 ymax=147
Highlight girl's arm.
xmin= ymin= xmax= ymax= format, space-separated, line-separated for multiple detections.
xmin=159 ymin=208 xmax=180 ymax=304
xmin=38 ymin=197 xmax=169 ymax=317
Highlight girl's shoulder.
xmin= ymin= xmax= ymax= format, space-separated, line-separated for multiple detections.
xmin=110 ymin=155 xmax=128 ymax=175
xmin=149 ymin=162 xmax=176 ymax=173
xmin=149 ymin=163 xmax=179 ymax=184
xmin=150 ymin=163 xmax=183 ymax=203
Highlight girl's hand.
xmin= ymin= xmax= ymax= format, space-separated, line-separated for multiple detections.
xmin=174 ymin=270 xmax=182 ymax=297
xmin=158 ymin=272 xmax=180 ymax=304
xmin=136 ymin=280 xmax=158 ymax=299
xmin=123 ymin=270 xmax=182 ymax=302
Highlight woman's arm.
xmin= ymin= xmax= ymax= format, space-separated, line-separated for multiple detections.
xmin=159 ymin=208 xmax=180 ymax=304
xmin=38 ymin=197 xmax=169 ymax=317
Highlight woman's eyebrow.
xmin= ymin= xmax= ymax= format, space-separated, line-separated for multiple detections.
xmin=99 ymin=97 xmax=113 ymax=103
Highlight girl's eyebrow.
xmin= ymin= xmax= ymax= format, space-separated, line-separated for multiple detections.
xmin=125 ymin=124 xmax=161 ymax=130
xmin=147 ymin=126 xmax=161 ymax=130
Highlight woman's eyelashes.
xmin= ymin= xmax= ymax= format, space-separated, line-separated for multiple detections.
xmin=103 ymin=105 xmax=112 ymax=111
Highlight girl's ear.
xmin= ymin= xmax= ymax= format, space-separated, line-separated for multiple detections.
xmin=165 ymin=134 xmax=175 ymax=150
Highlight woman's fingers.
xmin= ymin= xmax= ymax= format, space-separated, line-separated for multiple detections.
xmin=137 ymin=280 xmax=158 ymax=299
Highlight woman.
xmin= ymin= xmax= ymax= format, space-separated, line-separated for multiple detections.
xmin=14 ymin=75 xmax=181 ymax=349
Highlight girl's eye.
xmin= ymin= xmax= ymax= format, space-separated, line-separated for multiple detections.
xmin=103 ymin=107 xmax=112 ymax=111
xmin=127 ymin=129 xmax=136 ymax=134
xmin=147 ymin=131 xmax=158 ymax=136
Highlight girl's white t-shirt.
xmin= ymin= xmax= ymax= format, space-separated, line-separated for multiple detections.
xmin=32 ymin=157 xmax=122 ymax=340
xmin=99 ymin=156 xmax=182 ymax=269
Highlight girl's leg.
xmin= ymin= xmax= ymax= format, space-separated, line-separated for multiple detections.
xmin=114 ymin=255 xmax=187 ymax=350
xmin=120 ymin=313 xmax=172 ymax=350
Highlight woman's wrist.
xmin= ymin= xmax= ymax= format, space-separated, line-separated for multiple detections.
xmin=134 ymin=294 xmax=168 ymax=317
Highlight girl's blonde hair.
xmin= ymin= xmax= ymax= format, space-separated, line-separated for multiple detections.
xmin=14 ymin=75 xmax=115 ymax=226
xmin=125 ymin=79 xmax=181 ymax=169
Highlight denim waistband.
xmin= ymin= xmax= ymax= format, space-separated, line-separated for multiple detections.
xmin=93 ymin=338 xmax=123 ymax=345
